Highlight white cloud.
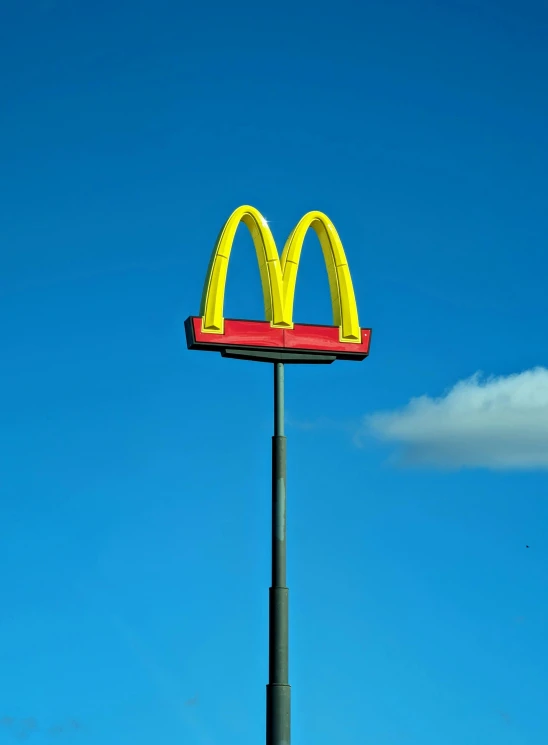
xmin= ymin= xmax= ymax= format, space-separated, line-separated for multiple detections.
xmin=361 ymin=367 xmax=548 ymax=470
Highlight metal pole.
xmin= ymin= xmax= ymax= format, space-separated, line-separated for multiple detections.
xmin=266 ymin=362 xmax=290 ymax=745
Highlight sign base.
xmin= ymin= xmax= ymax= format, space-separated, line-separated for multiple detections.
xmin=185 ymin=317 xmax=371 ymax=364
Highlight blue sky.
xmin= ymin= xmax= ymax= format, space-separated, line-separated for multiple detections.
xmin=1 ymin=0 xmax=547 ymax=743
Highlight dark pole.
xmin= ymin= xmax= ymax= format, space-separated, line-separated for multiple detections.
xmin=266 ymin=361 xmax=290 ymax=745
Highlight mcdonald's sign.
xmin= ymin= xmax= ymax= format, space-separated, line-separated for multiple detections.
xmin=185 ymin=205 xmax=372 ymax=364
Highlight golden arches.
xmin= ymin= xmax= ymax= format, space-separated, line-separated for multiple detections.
xmin=199 ymin=205 xmax=361 ymax=343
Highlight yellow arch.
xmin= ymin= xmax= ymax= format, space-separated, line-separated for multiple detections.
xmin=280 ymin=211 xmax=360 ymax=342
xmin=199 ymin=206 xmax=287 ymax=334
xmin=199 ymin=205 xmax=361 ymax=342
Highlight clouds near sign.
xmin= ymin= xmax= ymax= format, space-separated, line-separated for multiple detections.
xmin=361 ymin=367 xmax=548 ymax=470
